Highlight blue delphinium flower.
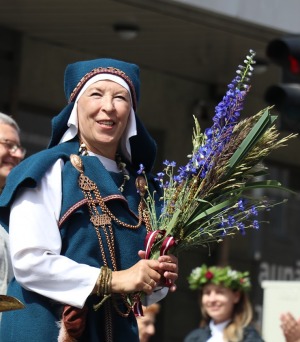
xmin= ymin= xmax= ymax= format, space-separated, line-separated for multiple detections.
xmin=155 ymin=172 xmax=165 ymax=179
xmin=228 ymin=216 xmax=236 ymax=227
xmin=238 ymin=222 xmax=246 ymax=235
xmin=250 ymin=205 xmax=258 ymax=216
xmin=218 ymin=219 xmax=227 ymax=236
xmin=163 ymin=160 xmax=176 ymax=167
xmin=238 ymin=198 xmax=246 ymax=211
xmin=173 ymin=50 xmax=256 ymax=183
xmin=253 ymin=220 xmax=259 ymax=230
xmin=137 ymin=163 xmax=145 ymax=174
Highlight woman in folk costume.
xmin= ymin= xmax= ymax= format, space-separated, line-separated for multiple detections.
xmin=0 ymin=58 xmax=178 ymax=341
xmin=184 ymin=265 xmax=263 ymax=342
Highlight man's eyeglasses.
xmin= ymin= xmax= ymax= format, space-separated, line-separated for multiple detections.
xmin=0 ymin=139 xmax=26 ymax=157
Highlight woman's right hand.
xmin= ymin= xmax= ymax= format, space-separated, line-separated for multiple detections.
xmin=110 ymin=259 xmax=162 ymax=295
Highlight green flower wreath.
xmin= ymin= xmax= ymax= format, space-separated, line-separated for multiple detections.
xmin=187 ymin=264 xmax=251 ymax=292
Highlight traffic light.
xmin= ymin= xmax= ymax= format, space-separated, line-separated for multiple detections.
xmin=264 ymin=36 xmax=300 ymax=132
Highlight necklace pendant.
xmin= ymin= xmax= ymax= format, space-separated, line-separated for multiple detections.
xmin=70 ymin=154 xmax=84 ymax=172
xmin=79 ymin=174 xmax=96 ymax=191
xmin=135 ymin=176 xmax=147 ymax=197
xmin=91 ymin=214 xmax=111 ymax=227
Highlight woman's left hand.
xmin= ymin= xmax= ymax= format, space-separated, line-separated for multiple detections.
xmin=138 ymin=251 xmax=178 ymax=292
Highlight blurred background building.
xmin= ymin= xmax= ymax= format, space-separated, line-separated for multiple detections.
xmin=0 ymin=0 xmax=300 ymax=340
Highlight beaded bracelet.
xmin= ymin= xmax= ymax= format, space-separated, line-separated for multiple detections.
xmin=94 ymin=266 xmax=112 ymax=311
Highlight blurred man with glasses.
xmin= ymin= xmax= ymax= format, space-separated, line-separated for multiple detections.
xmin=0 ymin=112 xmax=25 ymax=309
xmin=0 ymin=113 xmax=25 ymax=191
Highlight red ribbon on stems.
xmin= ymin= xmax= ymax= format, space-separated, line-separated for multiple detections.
xmin=133 ymin=230 xmax=177 ymax=316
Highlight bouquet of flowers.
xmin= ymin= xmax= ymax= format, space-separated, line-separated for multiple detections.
xmin=140 ymin=49 xmax=297 ymax=260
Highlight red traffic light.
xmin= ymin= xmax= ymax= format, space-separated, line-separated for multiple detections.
xmin=265 ymin=36 xmax=300 ymax=132
xmin=267 ymin=37 xmax=300 ymax=75
xmin=289 ymin=55 xmax=300 ymax=74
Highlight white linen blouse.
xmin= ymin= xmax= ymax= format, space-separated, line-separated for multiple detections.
xmin=9 ymin=154 xmax=121 ymax=309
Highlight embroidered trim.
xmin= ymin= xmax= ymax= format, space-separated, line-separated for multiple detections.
xmin=58 ymin=199 xmax=86 ymax=228
xmin=68 ymin=67 xmax=137 ymax=110
xmin=58 ymin=195 xmax=140 ymax=228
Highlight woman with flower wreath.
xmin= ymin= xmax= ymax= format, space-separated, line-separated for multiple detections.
xmin=0 ymin=58 xmax=178 ymax=341
xmin=184 ymin=265 xmax=263 ymax=342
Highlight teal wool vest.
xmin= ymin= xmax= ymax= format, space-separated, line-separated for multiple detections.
xmin=0 ymin=140 xmax=156 ymax=342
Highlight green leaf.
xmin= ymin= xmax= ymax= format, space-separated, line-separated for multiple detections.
xmin=214 ymin=179 xmax=294 ymax=200
xmin=229 ymin=108 xmax=276 ymax=170
xmin=239 ymin=180 xmax=296 ymax=194
xmin=243 ymin=169 xmax=269 ymax=178
xmin=165 ymin=208 xmax=182 ymax=235
xmin=186 ymin=197 xmax=238 ymax=226
xmin=195 ymin=198 xmax=213 ymax=204
xmin=185 ymin=178 xmax=294 ymax=228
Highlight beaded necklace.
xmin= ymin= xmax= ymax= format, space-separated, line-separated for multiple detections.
xmin=78 ymin=142 xmax=130 ymax=192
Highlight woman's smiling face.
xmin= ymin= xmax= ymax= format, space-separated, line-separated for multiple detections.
xmin=202 ymin=283 xmax=240 ymax=324
xmin=77 ymin=80 xmax=131 ymax=159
